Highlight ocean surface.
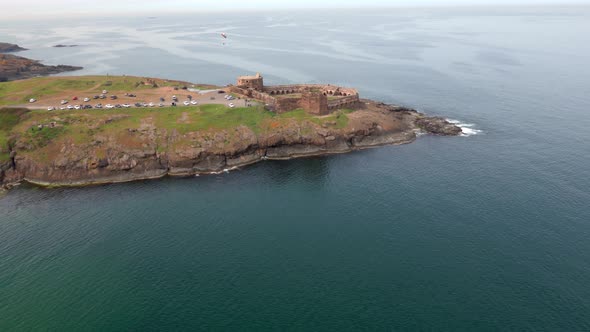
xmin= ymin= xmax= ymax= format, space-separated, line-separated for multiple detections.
xmin=1 ymin=6 xmax=590 ymax=330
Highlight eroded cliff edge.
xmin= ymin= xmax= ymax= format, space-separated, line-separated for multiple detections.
xmin=0 ymin=100 xmax=460 ymax=189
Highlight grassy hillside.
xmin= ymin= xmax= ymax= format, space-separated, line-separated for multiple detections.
xmin=1 ymin=76 xmax=352 ymax=162
xmin=0 ymin=76 xmax=212 ymax=105
xmin=0 ymin=108 xmax=28 ymax=162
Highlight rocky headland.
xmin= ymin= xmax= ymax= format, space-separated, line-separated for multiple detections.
xmin=0 ymin=54 xmax=83 ymax=82
xmin=0 ymin=100 xmax=461 ymax=190
xmin=0 ymin=42 xmax=27 ymax=53
xmin=0 ymin=42 xmax=83 ymax=81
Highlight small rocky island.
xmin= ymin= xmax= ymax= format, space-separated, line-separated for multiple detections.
xmin=0 ymin=42 xmax=27 ymax=53
xmin=0 ymin=42 xmax=83 ymax=82
xmin=0 ymin=74 xmax=461 ymax=190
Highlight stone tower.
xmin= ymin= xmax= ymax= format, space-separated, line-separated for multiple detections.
xmin=300 ymin=88 xmax=328 ymax=115
xmin=236 ymin=73 xmax=264 ymax=91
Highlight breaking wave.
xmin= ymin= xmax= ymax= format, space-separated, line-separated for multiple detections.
xmin=447 ymin=119 xmax=483 ymax=137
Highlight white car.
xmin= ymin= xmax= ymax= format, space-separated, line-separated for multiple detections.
xmin=67 ymin=105 xmax=74 ymax=109
xmin=102 ymin=90 xmax=108 ymax=94
xmin=47 ymin=106 xmax=55 ymax=111
xmin=183 ymin=101 xmax=190 ymax=106
xmin=29 ymin=98 xmax=37 ymax=103
xmin=74 ymin=105 xmax=81 ymax=110
xmin=148 ymin=102 xmax=155 ymax=107
xmin=59 ymin=106 xmax=66 ymax=110
xmin=122 ymin=103 xmax=131 ymax=108
xmin=84 ymin=97 xmax=90 ymax=102
xmin=105 ymin=104 xmax=114 ymax=109
xmin=61 ymin=100 xmax=68 ymax=105
xmin=190 ymin=100 xmax=198 ymax=105
xmin=228 ymin=103 xmax=235 ymax=108
xmin=158 ymin=103 xmax=164 ymax=107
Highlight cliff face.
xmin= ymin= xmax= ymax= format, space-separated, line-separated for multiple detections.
xmin=0 ymin=53 xmax=83 ymax=82
xmin=0 ymin=103 xmax=460 ymax=186
xmin=0 ymin=103 xmax=460 ymax=188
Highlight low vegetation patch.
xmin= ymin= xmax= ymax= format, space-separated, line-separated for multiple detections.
xmin=0 ymin=108 xmax=28 ymax=162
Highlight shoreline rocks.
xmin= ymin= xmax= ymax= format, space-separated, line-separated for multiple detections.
xmin=0 ymin=102 xmax=461 ymax=190
xmin=0 ymin=53 xmax=83 ymax=82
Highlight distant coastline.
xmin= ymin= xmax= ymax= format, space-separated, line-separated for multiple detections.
xmin=0 ymin=42 xmax=83 ymax=82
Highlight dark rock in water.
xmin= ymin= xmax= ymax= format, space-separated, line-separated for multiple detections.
xmin=53 ymin=44 xmax=79 ymax=48
xmin=415 ymin=116 xmax=462 ymax=136
xmin=0 ymin=42 xmax=27 ymax=53
xmin=0 ymin=53 xmax=83 ymax=81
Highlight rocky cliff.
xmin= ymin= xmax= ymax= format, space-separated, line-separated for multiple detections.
xmin=0 ymin=102 xmax=460 ymax=189
xmin=0 ymin=54 xmax=83 ymax=82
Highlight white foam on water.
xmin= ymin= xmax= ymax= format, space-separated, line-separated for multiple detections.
xmin=447 ymin=119 xmax=483 ymax=137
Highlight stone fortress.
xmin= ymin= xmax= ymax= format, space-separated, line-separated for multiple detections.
xmin=230 ymin=73 xmax=360 ymax=115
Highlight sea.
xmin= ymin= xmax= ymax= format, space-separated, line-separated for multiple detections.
xmin=1 ymin=5 xmax=590 ymax=330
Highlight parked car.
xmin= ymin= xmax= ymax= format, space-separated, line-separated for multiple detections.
xmin=183 ymin=101 xmax=190 ymax=106
xmin=95 ymin=104 xmax=103 ymax=109
xmin=148 ymin=102 xmax=155 ymax=107
xmin=74 ymin=105 xmax=81 ymax=110
xmin=73 ymin=96 xmax=78 ymax=101
xmin=122 ymin=103 xmax=131 ymax=108
xmin=29 ymin=98 xmax=37 ymax=103
xmin=228 ymin=103 xmax=235 ymax=108
xmin=134 ymin=103 xmax=142 ymax=107
xmin=84 ymin=97 xmax=90 ymax=102
xmin=47 ymin=106 xmax=55 ymax=111
xmin=61 ymin=100 xmax=68 ymax=105
xmin=190 ymin=100 xmax=198 ymax=105
xmin=67 ymin=105 xmax=74 ymax=109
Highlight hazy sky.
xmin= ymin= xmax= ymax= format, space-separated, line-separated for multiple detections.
xmin=2 ymin=0 xmax=585 ymax=16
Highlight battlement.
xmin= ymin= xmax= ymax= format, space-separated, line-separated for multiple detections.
xmin=232 ymin=74 xmax=360 ymax=114
xmin=236 ymin=73 xmax=264 ymax=91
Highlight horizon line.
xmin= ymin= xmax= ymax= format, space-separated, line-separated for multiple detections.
xmin=2 ymin=3 xmax=588 ymax=22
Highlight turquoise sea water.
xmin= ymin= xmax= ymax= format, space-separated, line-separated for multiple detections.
xmin=1 ymin=6 xmax=590 ymax=330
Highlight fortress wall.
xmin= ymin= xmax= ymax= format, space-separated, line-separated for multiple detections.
xmin=232 ymin=79 xmax=360 ymax=114
xmin=275 ymin=97 xmax=301 ymax=113
xmin=328 ymin=95 xmax=360 ymax=110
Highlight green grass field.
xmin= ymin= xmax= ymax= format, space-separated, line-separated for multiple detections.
xmin=0 ymin=76 xmax=200 ymax=105
xmin=2 ymin=103 xmax=351 ymax=157
xmin=0 ymin=108 xmax=28 ymax=162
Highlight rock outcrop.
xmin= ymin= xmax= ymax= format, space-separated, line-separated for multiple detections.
xmin=0 ymin=43 xmax=27 ymax=53
xmin=0 ymin=102 xmax=462 ymax=189
xmin=0 ymin=53 xmax=83 ymax=82
xmin=415 ymin=116 xmax=463 ymax=136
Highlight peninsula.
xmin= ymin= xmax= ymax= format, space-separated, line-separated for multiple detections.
xmin=0 ymin=74 xmax=461 ymax=190
xmin=0 ymin=43 xmax=27 ymax=53
xmin=0 ymin=42 xmax=83 ymax=82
